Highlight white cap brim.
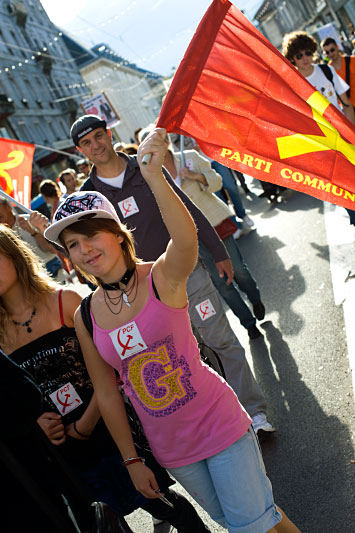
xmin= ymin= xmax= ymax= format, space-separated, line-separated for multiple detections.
xmin=44 ymin=209 xmax=117 ymax=246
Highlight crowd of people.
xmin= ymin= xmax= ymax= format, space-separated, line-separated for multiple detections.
xmin=1 ymin=27 xmax=354 ymax=533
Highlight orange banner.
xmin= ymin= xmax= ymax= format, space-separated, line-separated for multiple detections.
xmin=0 ymin=138 xmax=35 ymax=208
xmin=158 ymin=0 xmax=355 ymax=210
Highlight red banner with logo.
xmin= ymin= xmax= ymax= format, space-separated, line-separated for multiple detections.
xmin=157 ymin=0 xmax=355 ymax=210
xmin=0 ymin=138 xmax=35 ymax=208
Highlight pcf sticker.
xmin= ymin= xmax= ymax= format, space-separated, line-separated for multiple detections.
xmin=185 ymin=158 xmax=193 ymax=170
xmin=118 ymin=196 xmax=139 ymax=218
xmin=49 ymin=382 xmax=83 ymax=416
xmin=195 ymin=299 xmax=216 ymax=321
xmin=109 ymin=321 xmax=147 ymax=360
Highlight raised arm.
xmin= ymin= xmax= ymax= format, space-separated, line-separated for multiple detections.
xmin=74 ymin=308 xmax=160 ymax=498
xmin=138 ymin=128 xmax=198 ymax=286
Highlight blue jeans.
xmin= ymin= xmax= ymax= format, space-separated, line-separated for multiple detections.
xmin=199 ymin=238 xmax=261 ymax=328
xmin=212 ymin=161 xmax=246 ymax=228
xmin=168 ymin=429 xmax=282 ymax=532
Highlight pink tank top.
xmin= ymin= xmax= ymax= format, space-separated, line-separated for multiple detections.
xmin=92 ymin=271 xmax=251 ymax=468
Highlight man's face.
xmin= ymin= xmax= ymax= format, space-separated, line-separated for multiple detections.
xmin=62 ymin=173 xmax=77 ymax=194
xmin=322 ymin=43 xmax=339 ymax=62
xmin=77 ymin=128 xmax=114 ymax=167
xmin=292 ymin=49 xmax=313 ymax=71
xmin=78 ymin=163 xmax=90 ymax=177
xmin=0 ymin=204 xmax=14 ymax=226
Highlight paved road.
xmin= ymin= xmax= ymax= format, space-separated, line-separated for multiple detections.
xmin=73 ymin=179 xmax=355 ymax=532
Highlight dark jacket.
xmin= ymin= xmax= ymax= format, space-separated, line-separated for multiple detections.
xmin=81 ymin=152 xmax=228 ymax=263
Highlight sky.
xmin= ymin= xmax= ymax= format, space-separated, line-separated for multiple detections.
xmin=40 ymin=0 xmax=262 ymax=76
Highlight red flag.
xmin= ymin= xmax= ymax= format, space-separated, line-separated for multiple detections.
xmin=0 ymin=138 xmax=35 ymax=208
xmin=158 ymin=0 xmax=355 ymax=210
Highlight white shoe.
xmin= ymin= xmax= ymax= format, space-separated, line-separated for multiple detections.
xmin=252 ymin=413 xmax=276 ymax=434
xmin=233 ymin=228 xmax=242 ymax=239
xmin=243 ymin=215 xmax=255 ymax=228
xmin=152 ymin=517 xmax=165 ymax=525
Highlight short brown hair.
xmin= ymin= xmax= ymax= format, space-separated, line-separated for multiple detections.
xmin=321 ymin=37 xmax=337 ymax=48
xmin=39 ymin=179 xmax=61 ymax=198
xmin=282 ymin=31 xmax=318 ymax=62
xmin=58 ymin=168 xmax=77 ymax=184
xmin=59 ymin=217 xmax=140 ymax=286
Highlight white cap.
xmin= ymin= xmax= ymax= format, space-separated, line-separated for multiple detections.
xmin=44 ymin=191 xmax=120 ymax=246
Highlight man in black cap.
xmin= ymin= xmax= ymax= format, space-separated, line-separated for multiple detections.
xmin=70 ymin=114 xmax=274 ymax=435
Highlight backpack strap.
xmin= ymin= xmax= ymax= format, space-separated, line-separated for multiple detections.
xmin=319 ymin=63 xmax=333 ymax=84
xmin=319 ymin=63 xmax=349 ymax=107
xmin=80 ymin=293 xmax=94 ymax=337
xmin=344 ymin=56 xmax=351 ymax=97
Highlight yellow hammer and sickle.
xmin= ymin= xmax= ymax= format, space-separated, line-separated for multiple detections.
xmin=276 ymin=92 xmax=355 ymax=165
xmin=0 ymin=150 xmax=25 ymax=193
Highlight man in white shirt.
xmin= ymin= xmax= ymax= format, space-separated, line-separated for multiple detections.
xmin=282 ymin=31 xmax=354 ymax=124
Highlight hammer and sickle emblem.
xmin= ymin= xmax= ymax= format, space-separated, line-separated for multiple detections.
xmin=0 ymin=150 xmax=25 ymax=194
xmin=276 ymin=92 xmax=355 ymax=165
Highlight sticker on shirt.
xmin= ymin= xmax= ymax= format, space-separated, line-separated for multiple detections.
xmin=184 ymin=158 xmax=194 ymax=170
xmin=320 ymin=83 xmax=334 ymax=100
xmin=49 ymin=382 xmax=83 ymax=416
xmin=195 ymin=299 xmax=216 ymax=321
xmin=118 ymin=196 xmax=139 ymax=218
xmin=109 ymin=321 xmax=147 ymax=360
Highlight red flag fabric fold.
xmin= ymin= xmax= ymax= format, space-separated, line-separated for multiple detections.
xmin=158 ymin=0 xmax=355 ymax=209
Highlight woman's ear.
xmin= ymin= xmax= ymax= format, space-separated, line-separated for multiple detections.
xmin=117 ymin=234 xmax=124 ymax=244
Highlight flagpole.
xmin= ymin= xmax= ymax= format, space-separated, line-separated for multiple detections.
xmin=0 ymin=187 xmax=32 ymax=215
xmin=34 ymin=143 xmax=82 ymax=161
xmin=179 ymin=135 xmax=185 ymax=167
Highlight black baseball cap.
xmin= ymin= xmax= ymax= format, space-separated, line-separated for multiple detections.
xmin=71 ymin=115 xmax=107 ymax=146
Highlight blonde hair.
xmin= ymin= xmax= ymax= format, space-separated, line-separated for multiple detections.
xmin=0 ymin=225 xmax=58 ymax=344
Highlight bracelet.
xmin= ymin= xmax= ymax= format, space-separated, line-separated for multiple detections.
xmin=73 ymin=420 xmax=90 ymax=439
xmin=122 ymin=457 xmax=146 ymax=467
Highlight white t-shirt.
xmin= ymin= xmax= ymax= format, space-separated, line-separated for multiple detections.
xmin=97 ymin=170 xmax=125 ymax=189
xmin=306 ymin=64 xmax=349 ymax=111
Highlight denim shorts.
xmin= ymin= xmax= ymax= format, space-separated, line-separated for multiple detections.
xmin=168 ymin=428 xmax=282 ymax=532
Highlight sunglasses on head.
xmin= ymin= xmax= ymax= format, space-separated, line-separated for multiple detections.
xmin=323 ymin=47 xmax=336 ymax=54
xmin=295 ymin=50 xmax=313 ymax=60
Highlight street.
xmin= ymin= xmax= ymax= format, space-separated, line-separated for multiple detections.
xmin=118 ymin=178 xmax=355 ymax=532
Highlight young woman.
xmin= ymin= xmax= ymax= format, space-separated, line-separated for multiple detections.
xmin=0 ymin=224 xmax=209 ymax=532
xmin=45 ymin=128 xmax=300 ymax=533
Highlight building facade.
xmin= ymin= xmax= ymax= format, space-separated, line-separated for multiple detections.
xmin=254 ymin=0 xmax=354 ymax=50
xmin=64 ymin=38 xmax=165 ymax=143
xmin=0 ymin=0 xmax=86 ymax=182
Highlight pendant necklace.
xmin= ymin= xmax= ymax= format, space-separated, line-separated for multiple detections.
xmin=12 ymin=307 xmax=36 ymax=333
xmin=102 ymin=267 xmax=138 ymax=315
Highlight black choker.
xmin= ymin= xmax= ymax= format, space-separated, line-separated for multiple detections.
xmin=101 ymin=267 xmax=136 ymax=291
